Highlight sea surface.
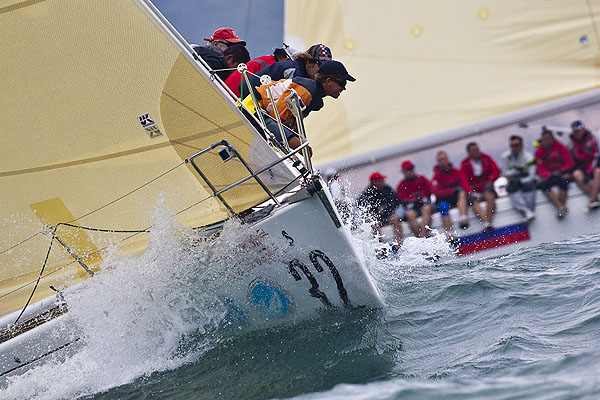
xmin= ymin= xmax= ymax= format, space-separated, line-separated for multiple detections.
xmin=2 ymin=214 xmax=600 ymax=400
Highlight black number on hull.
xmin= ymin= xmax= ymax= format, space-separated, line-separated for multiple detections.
xmin=309 ymin=250 xmax=351 ymax=308
xmin=288 ymin=259 xmax=333 ymax=308
xmin=281 ymin=230 xmax=294 ymax=246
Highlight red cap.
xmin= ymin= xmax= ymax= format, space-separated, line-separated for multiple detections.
xmin=204 ymin=27 xmax=246 ymax=45
xmin=401 ymin=160 xmax=414 ymax=170
xmin=369 ymin=171 xmax=387 ymax=182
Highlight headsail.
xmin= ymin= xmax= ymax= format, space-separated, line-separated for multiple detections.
xmin=0 ymin=0 xmax=297 ymax=316
xmin=285 ymin=0 xmax=600 ymax=164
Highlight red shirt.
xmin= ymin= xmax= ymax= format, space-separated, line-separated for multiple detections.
xmin=535 ymin=141 xmax=574 ymax=180
xmin=224 ymin=55 xmax=276 ymax=97
xmin=569 ymin=131 xmax=598 ymax=173
xmin=396 ymin=175 xmax=431 ymax=203
xmin=431 ymin=164 xmax=471 ymax=200
xmin=460 ymin=153 xmax=500 ymax=193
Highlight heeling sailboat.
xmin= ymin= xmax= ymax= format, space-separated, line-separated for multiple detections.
xmin=284 ymin=0 xmax=600 ymax=257
xmin=0 ymin=0 xmax=383 ymax=377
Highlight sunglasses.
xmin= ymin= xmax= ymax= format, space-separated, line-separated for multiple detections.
xmin=510 ymin=142 xmax=522 ymax=147
xmin=331 ymin=78 xmax=346 ymax=89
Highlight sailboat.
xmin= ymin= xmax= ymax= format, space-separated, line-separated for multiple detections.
xmin=285 ymin=0 xmax=600 ymax=258
xmin=0 ymin=0 xmax=383 ymax=378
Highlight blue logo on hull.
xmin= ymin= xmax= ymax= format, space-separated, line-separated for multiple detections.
xmin=249 ymin=279 xmax=293 ymax=316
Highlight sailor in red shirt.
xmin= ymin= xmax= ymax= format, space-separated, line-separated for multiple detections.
xmin=396 ymin=160 xmax=433 ymax=238
xmin=535 ymin=128 xmax=574 ymax=218
xmin=431 ymin=151 xmax=470 ymax=233
xmin=460 ymin=142 xmax=500 ymax=232
xmin=224 ymin=54 xmax=277 ymax=98
xmin=568 ymin=120 xmax=600 ymax=209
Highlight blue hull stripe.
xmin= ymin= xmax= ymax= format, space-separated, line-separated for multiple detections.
xmin=459 ymin=223 xmax=529 ymax=246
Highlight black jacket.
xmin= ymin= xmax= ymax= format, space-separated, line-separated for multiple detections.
xmin=194 ymin=45 xmax=231 ymax=80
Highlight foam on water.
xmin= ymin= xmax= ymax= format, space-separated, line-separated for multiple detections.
xmin=348 ymin=218 xmax=457 ymax=301
xmin=0 ymin=203 xmax=293 ymax=400
xmin=14 ymin=198 xmax=594 ymax=400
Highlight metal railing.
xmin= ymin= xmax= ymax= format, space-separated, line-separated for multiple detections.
xmin=187 ymin=139 xmax=311 ymax=216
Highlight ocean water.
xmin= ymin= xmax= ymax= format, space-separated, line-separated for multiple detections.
xmin=2 ymin=215 xmax=600 ymax=399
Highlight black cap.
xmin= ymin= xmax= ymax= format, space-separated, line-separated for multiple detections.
xmin=318 ymin=60 xmax=356 ymax=82
xmin=571 ymin=120 xmax=585 ymax=131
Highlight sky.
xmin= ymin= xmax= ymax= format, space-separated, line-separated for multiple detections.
xmin=152 ymin=0 xmax=284 ymax=59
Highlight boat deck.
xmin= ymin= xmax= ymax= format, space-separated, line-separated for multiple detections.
xmin=381 ymin=188 xmax=600 ymax=258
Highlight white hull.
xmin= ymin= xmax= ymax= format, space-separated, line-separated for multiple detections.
xmin=0 ymin=184 xmax=383 ymax=379
xmin=381 ymin=188 xmax=600 ymax=259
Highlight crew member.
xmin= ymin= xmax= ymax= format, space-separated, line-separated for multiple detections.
xmin=535 ymin=128 xmax=574 ymax=218
xmin=501 ymin=135 xmax=537 ymax=222
xmin=568 ymin=120 xmax=600 ymax=209
xmin=396 ymin=161 xmax=433 ymax=238
xmin=460 ymin=142 xmax=500 ymax=232
xmin=431 ymin=151 xmax=470 ymax=233
xmin=356 ymin=172 xmax=404 ymax=244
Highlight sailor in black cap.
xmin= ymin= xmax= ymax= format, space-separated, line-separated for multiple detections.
xmin=252 ymin=60 xmax=356 ymax=152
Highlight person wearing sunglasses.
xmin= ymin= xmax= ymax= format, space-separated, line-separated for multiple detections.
xmin=501 ymin=135 xmax=537 ymax=223
xmin=248 ymin=60 xmax=356 ymax=152
xmin=245 ymin=44 xmax=333 ymax=94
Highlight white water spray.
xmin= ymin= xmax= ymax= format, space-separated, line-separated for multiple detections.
xmin=0 ymin=203 xmax=291 ymax=400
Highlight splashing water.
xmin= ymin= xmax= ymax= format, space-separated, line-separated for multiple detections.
xmin=0 ymin=204 xmax=294 ymax=399
xmin=1 ymin=199 xmax=466 ymax=400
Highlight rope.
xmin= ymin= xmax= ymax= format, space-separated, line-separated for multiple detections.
xmin=59 ymin=223 xmax=149 ymax=234
xmin=2 ymin=138 xmax=300 ymax=312
xmin=13 ymin=229 xmax=56 ymax=325
xmin=0 ymin=161 xmax=185 ymax=256
xmin=71 ymin=161 xmax=185 ymax=223
xmin=0 ymin=232 xmax=42 ymax=257
xmin=0 ymin=193 xmax=216 ymax=303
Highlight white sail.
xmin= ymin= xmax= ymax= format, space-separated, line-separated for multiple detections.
xmin=284 ymin=0 xmax=600 ymax=164
xmin=0 ymin=0 xmax=298 ymax=316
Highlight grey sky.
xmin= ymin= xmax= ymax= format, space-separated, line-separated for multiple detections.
xmin=153 ymin=0 xmax=284 ymax=59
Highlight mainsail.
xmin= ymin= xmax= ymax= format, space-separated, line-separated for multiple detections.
xmin=0 ymin=0 xmax=297 ymax=316
xmin=284 ymin=0 xmax=600 ymax=164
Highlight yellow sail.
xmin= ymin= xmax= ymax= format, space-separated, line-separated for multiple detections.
xmin=285 ymin=0 xmax=600 ymax=163
xmin=0 ymin=0 xmax=297 ymax=316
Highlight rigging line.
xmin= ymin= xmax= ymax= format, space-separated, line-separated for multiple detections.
xmin=174 ymin=194 xmax=215 ymax=216
xmin=0 ymin=161 xmax=185 ymax=256
xmin=4 ymin=227 xmax=151 ymax=301
xmin=585 ymin=0 xmax=600 ymax=55
xmin=13 ymin=230 xmax=56 ymax=325
xmin=160 ymin=92 xmax=255 ymax=148
xmin=1 ymin=193 xmax=218 ymax=302
xmin=59 ymin=223 xmax=149 ymax=234
xmin=71 ymin=161 xmax=186 ymax=223
xmin=0 ymin=232 xmax=42 ymax=257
